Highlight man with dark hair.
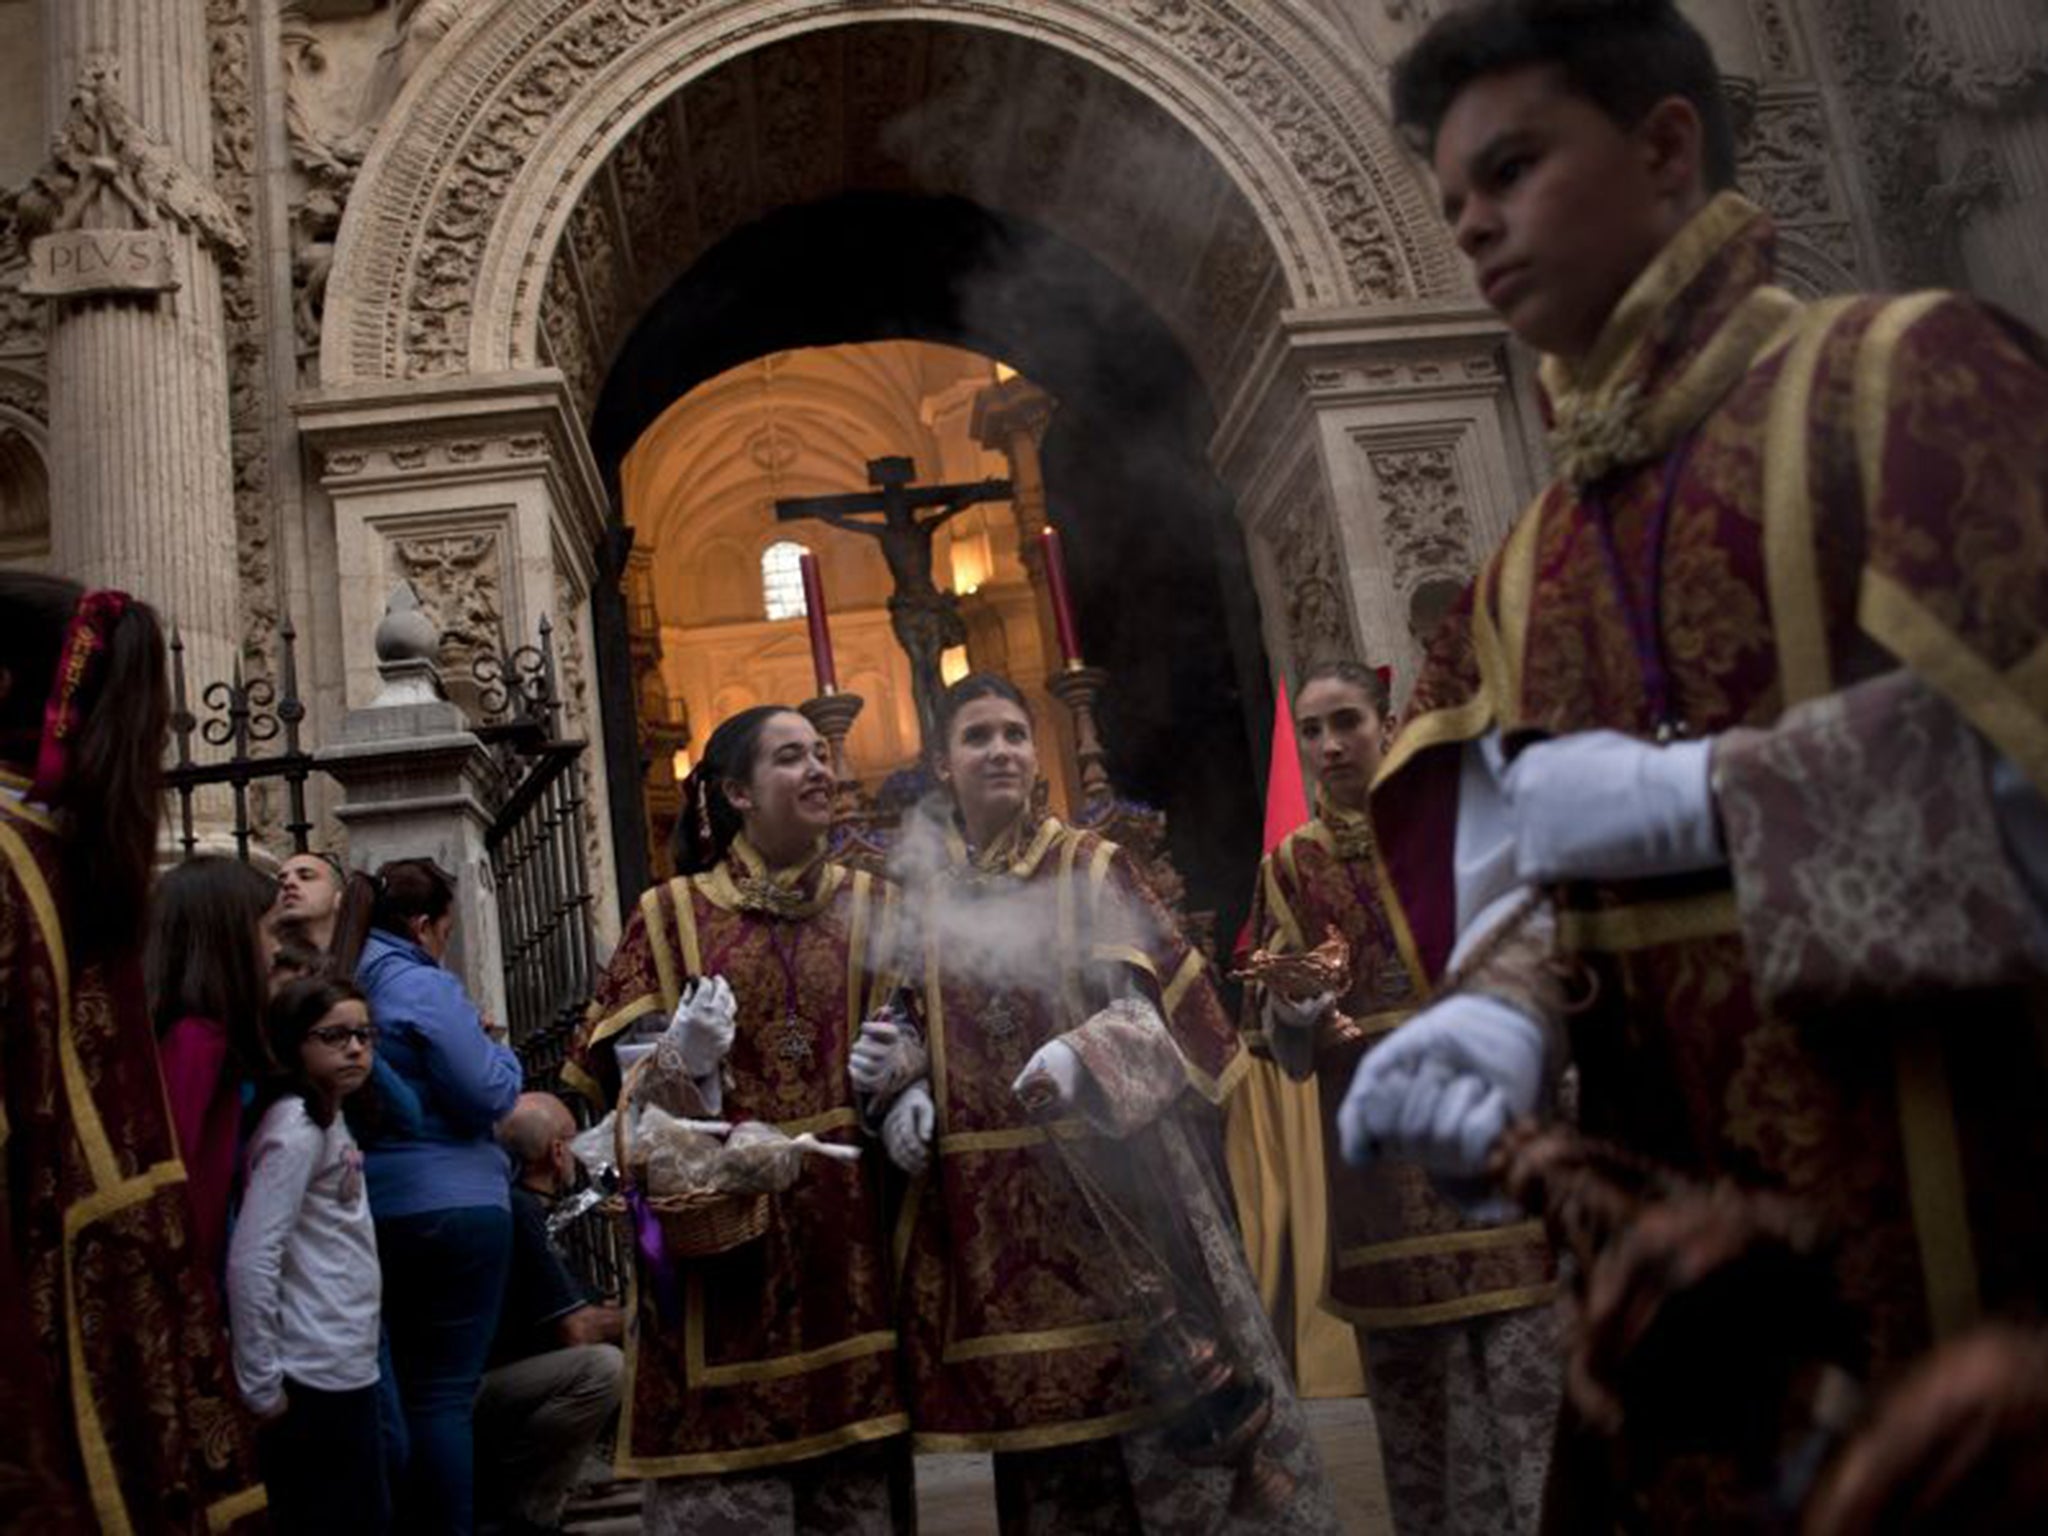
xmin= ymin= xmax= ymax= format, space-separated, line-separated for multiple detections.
xmin=1343 ymin=0 xmax=2048 ymax=1521
xmin=477 ymin=1093 xmax=624 ymax=1536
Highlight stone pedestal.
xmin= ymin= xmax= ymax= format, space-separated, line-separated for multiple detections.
xmin=317 ymin=688 xmax=510 ymax=1031
xmin=42 ymin=5 xmax=243 ymax=691
xmin=297 ymin=369 xmax=622 ymax=944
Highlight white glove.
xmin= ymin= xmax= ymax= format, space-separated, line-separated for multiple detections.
xmin=1012 ymin=1038 xmax=1084 ymax=1110
xmin=1337 ymin=994 xmax=1547 ymax=1175
xmin=1504 ymin=731 xmax=1721 ymax=883
xmin=661 ymin=975 xmax=737 ymax=1080
xmin=882 ymin=1081 xmax=935 ymax=1176
xmin=849 ymin=1015 xmax=923 ymax=1098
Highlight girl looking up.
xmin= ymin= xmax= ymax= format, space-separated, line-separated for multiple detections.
xmin=866 ymin=673 xmax=1340 ymax=1534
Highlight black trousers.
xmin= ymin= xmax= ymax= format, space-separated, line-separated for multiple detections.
xmin=261 ymin=1378 xmax=390 ymax=1535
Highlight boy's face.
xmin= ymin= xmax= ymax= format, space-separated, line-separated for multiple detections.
xmin=1434 ymin=65 xmax=1691 ymax=360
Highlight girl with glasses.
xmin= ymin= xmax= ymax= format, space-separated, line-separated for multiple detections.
xmin=228 ymin=976 xmax=388 ymax=1534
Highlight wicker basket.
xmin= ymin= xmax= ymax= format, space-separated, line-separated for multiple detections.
xmin=604 ymin=1057 xmax=770 ymax=1258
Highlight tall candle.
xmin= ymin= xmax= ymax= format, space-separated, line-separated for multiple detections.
xmin=798 ymin=551 xmax=837 ymax=694
xmin=1039 ymin=526 xmax=1083 ymax=667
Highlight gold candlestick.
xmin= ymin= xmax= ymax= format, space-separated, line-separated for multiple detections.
xmin=799 ymin=690 xmax=865 ymax=822
xmin=1045 ymin=664 xmax=1113 ymax=805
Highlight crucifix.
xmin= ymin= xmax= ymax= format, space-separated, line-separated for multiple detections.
xmin=776 ymin=455 xmax=1013 ymax=752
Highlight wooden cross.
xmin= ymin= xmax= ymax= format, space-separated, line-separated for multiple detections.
xmin=776 ymin=456 xmax=1013 ymax=751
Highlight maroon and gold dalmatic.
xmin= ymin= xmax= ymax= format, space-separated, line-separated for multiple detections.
xmin=0 ymin=783 xmax=266 ymax=1534
xmin=1373 ymin=193 xmax=2048 ymax=1380
xmin=571 ymin=837 xmax=907 ymax=1477
xmin=1247 ymin=802 xmax=1554 ymax=1330
xmin=898 ymin=814 xmax=1248 ymax=1452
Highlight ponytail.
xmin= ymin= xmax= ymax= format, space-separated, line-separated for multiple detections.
xmin=669 ymin=704 xmax=799 ymax=875
xmin=328 ymin=870 xmax=378 ymax=977
xmin=328 ymin=859 xmax=456 ymax=974
xmin=0 ymin=574 xmax=170 ymax=962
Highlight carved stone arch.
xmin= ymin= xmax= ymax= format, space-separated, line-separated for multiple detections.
xmin=0 ymin=369 xmax=51 ymax=562
xmin=1775 ymin=232 xmax=1862 ymax=300
xmin=319 ymin=0 xmax=1460 ymax=388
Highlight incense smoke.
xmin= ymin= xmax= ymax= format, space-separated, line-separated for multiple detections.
xmin=877 ymin=799 xmax=1168 ymax=1013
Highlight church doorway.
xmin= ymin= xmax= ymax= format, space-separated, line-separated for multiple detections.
xmin=592 ymin=190 xmax=1270 ymax=942
xmin=312 ymin=6 xmax=1470 ymax=948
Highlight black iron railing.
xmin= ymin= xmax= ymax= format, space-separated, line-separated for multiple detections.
xmin=163 ymin=618 xmax=316 ymax=861
xmin=472 ymin=619 xmax=622 ymax=1295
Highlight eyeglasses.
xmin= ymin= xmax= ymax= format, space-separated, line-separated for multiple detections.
xmin=309 ymin=1025 xmax=375 ymax=1049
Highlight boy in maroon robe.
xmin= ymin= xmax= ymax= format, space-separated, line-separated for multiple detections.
xmin=1342 ymin=1 xmax=2048 ymax=1513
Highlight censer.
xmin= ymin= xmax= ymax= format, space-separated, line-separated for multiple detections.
xmin=1019 ymin=1070 xmax=1295 ymax=1517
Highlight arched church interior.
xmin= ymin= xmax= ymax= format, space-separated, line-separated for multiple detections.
xmin=7 ymin=0 xmax=2048 ymax=1529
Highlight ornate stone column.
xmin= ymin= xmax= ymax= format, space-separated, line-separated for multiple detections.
xmin=971 ymin=377 xmax=1060 ymax=662
xmin=318 ymin=584 xmax=510 ymax=1028
xmin=1213 ymin=302 xmax=1546 ymax=702
xmin=37 ymin=3 xmax=244 ymax=689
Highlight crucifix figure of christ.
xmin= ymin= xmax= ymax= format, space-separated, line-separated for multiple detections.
xmin=776 ymin=455 xmax=1013 ymax=752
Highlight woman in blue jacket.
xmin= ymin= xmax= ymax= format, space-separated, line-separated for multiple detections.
xmin=336 ymin=858 xmax=522 ymax=1533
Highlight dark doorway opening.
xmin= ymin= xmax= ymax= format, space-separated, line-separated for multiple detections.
xmin=589 ymin=190 xmax=1271 ymax=944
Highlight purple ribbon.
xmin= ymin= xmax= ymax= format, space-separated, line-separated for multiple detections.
xmin=627 ymin=1188 xmax=681 ymax=1322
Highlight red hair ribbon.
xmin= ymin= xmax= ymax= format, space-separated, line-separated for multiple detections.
xmin=28 ymin=589 xmax=132 ymax=805
xmin=1375 ymin=664 xmax=1393 ymax=694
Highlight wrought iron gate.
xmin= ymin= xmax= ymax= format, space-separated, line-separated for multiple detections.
xmin=473 ymin=620 xmax=624 ymax=1298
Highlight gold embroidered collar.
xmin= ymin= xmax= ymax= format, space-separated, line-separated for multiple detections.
xmin=944 ymin=810 xmax=1066 ymax=888
xmin=1540 ymin=193 xmax=1803 ymax=487
xmin=701 ymin=833 xmax=841 ymax=918
xmin=1314 ymin=790 xmax=1376 ymax=863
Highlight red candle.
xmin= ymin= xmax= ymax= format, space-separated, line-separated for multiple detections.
xmin=1039 ymin=526 xmax=1083 ymax=667
xmin=798 ymin=551 xmax=837 ymax=694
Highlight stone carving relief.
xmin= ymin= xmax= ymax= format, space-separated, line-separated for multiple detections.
xmin=1369 ymin=443 xmax=1475 ymax=603
xmin=364 ymin=0 xmax=471 ymax=123
xmin=15 ymin=57 xmax=245 ymax=257
xmin=552 ymin=566 xmax=611 ymax=911
xmin=1738 ymin=92 xmax=1860 ymax=282
xmin=393 ymin=530 xmax=507 ymax=679
xmin=0 ymin=366 xmax=46 ymax=429
xmin=1814 ymin=0 xmax=2016 ymax=287
xmin=531 ymin=19 xmax=1300 ymax=420
xmin=282 ymin=8 xmax=372 ymax=380
xmin=1747 ymin=0 xmax=1806 ymax=80
xmin=1899 ymin=2 xmax=2048 ymax=113
xmin=1264 ymin=462 xmax=1355 ymax=678
xmin=207 ymin=0 xmax=286 ymax=717
xmin=0 ymin=423 xmax=50 ymax=556
xmin=0 ymin=208 xmax=47 ymax=366
xmin=538 ymin=255 xmax=601 ymax=418
xmin=328 ymin=0 xmax=1451 ymax=387
xmin=1113 ymin=0 xmax=1416 ymax=302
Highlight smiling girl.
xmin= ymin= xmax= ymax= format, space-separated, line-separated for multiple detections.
xmin=573 ymin=703 xmax=908 ymax=1535
xmin=867 ymin=672 xmax=1340 ymax=1533
xmin=228 ymin=977 xmax=387 ymax=1534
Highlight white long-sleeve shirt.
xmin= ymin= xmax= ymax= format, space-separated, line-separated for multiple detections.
xmin=226 ymin=1097 xmax=381 ymax=1415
